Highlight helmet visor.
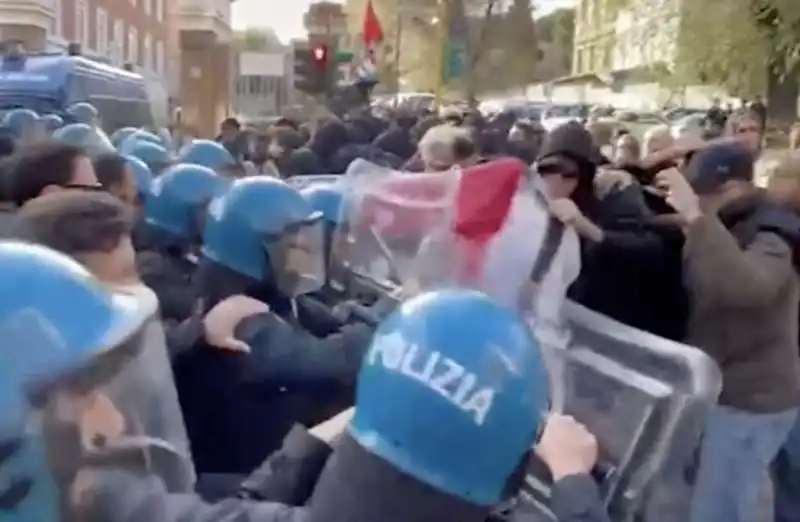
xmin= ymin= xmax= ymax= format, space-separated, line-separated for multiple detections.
xmin=265 ymin=219 xmax=326 ymax=297
xmin=0 ymin=302 xmax=194 ymax=519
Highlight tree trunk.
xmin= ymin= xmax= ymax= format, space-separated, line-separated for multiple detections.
xmin=766 ymin=66 xmax=799 ymax=125
xmin=463 ymin=0 xmax=498 ymax=108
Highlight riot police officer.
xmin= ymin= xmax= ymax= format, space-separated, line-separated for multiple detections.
xmin=0 ymin=240 xmax=308 ymax=521
xmin=300 ymin=183 xmax=347 ymax=304
xmin=176 ymin=139 xmax=241 ymax=178
xmin=40 ymin=113 xmax=65 ymax=134
xmin=53 ymin=122 xmax=115 ymax=158
xmin=1 ymin=108 xmax=43 ymax=144
xmin=241 ymin=289 xmax=609 ymax=522
xmin=120 ymin=138 xmax=171 ymax=176
xmin=0 ymin=244 xmax=605 ymax=522
xmin=124 ymin=155 xmax=154 ymax=206
xmin=136 ymin=163 xmax=228 ymax=321
xmin=66 ymin=101 xmax=100 ymax=127
xmin=175 ymin=176 xmax=372 ymax=475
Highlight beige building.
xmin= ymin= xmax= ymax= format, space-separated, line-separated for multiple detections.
xmin=176 ymin=0 xmax=233 ymax=138
xmin=572 ymin=0 xmax=616 ymax=76
xmin=573 ymin=0 xmax=683 ymax=77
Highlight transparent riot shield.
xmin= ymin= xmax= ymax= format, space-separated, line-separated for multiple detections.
xmin=328 ymin=161 xmax=462 ymax=301
xmin=0 ymin=287 xmax=196 ymax=521
xmin=333 ymin=158 xmax=723 ymax=522
xmin=285 ymin=174 xmax=343 ymax=191
xmin=509 ymin=305 xmax=721 ymax=522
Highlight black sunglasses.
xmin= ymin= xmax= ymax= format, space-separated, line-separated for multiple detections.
xmin=62 ymin=183 xmax=105 ymax=192
xmin=537 ymin=163 xmax=580 ymax=179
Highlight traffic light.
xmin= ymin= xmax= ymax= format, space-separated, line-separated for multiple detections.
xmin=311 ymin=44 xmax=329 ymax=70
xmin=294 ymin=44 xmax=331 ymax=95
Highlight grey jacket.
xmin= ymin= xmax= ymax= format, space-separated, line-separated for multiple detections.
xmin=683 ymin=212 xmax=800 ymax=412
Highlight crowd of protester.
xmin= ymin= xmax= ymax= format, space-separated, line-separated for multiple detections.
xmin=2 ymin=99 xmax=800 ymax=521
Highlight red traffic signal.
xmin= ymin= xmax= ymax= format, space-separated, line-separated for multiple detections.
xmin=310 ymin=44 xmax=329 ymax=69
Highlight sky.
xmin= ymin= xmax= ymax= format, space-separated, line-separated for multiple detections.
xmin=231 ymin=0 xmax=575 ymax=43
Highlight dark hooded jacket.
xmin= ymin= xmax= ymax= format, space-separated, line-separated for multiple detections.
xmin=373 ymin=123 xmax=416 ymax=161
xmin=537 ymin=123 xmax=668 ymax=332
xmin=282 ymin=148 xmax=324 ymax=177
xmin=310 ymin=121 xmax=351 ymax=172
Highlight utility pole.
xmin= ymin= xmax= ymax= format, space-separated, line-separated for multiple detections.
xmin=434 ymin=0 xmax=450 ymax=108
xmin=392 ymin=11 xmax=403 ymax=100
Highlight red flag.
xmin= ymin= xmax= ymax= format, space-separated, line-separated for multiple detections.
xmin=362 ymin=0 xmax=384 ymax=46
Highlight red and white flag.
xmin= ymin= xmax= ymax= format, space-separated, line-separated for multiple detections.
xmin=356 ymin=0 xmax=384 ymax=81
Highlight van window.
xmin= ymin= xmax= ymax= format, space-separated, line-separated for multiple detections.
xmin=68 ymin=72 xmax=153 ymax=132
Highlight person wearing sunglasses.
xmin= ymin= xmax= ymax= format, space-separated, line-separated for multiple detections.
xmin=6 ymin=140 xmax=102 ymax=208
xmin=537 ymin=122 xmax=667 ymax=335
xmin=535 ymin=122 xmax=605 ymax=241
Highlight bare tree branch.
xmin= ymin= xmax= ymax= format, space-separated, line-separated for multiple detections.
xmin=470 ymin=0 xmax=500 ymax=68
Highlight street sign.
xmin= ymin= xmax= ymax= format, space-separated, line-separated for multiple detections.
xmin=334 ymin=51 xmax=355 ymax=62
xmin=443 ymin=40 xmax=466 ymax=80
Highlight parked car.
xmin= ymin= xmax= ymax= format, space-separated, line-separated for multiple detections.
xmin=671 ymin=114 xmax=706 ymax=138
xmin=541 ymin=104 xmax=588 ymax=131
xmin=663 ymin=107 xmax=706 ymax=122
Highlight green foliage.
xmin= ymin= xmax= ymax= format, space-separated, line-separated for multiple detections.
xmin=536 ymin=8 xmax=575 ymax=71
xmin=233 ymin=28 xmax=282 ymax=52
xmin=445 ymin=0 xmax=543 ymax=95
xmin=608 ymin=0 xmax=800 ymax=97
xmin=676 ymin=2 xmax=769 ymax=96
xmin=501 ymin=0 xmax=539 ymax=85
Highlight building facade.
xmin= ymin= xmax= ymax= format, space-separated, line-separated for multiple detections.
xmin=572 ymin=0 xmax=615 ymax=76
xmin=611 ymin=0 xmax=681 ymax=73
xmin=232 ymin=52 xmax=290 ymax=121
xmin=176 ymin=0 xmax=233 ymax=138
xmin=0 ymin=0 xmax=174 ymax=121
xmin=573 ymin=0 xmax=682 ymax=76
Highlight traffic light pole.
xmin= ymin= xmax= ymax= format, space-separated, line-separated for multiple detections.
xmin=434 ymin=0 xmax=450 ymax=108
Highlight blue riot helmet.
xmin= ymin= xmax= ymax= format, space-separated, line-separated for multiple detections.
xmin=176 ymin=139 xmax=240 ymax=177
xmin=350 ymin=289 xmax=550 ymax=506
xmin=1 ymin=108 xmax=42 ymax=142
xmin=123 ymin=140 xmax=171 ymax=175
xmin=145 ymin=163 xmax=228 ymax=243
xmin=0 ymin=242 xmax=195 ymax=520
xmin=155 ymin=127 xmax=175 ymax=151
xmin=124 ymin=155 xmax=154 ymax=202
xmin=110 ymin=126 xmax=139 ymax=148
xmin=202 ymin=177 xmax=326 ymax=296
xmin=118 ymin=129 xmax=161 ymax=152
xmin=39 ymin=113 xmax=64 ymax=133
xmin=65 ymin=101 xmax=99 ymax=126
xmin=52 ymin=123 xmax=114 ymax=157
